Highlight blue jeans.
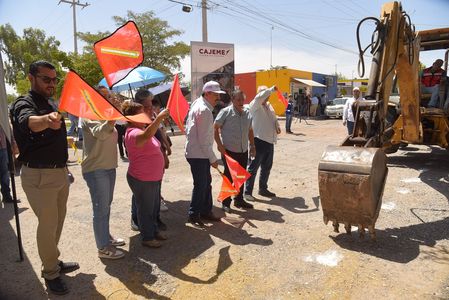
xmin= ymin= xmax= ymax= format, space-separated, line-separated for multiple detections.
xmin=422 ymin=85 xmax=440 ymax=107
xmin=285 ymin=114 xmax=293 ymax=132
xmin=244 ymin=138 xmax=274 ymax=195
xmin=346 ymin=121 xmax=354 ymax=135
xmin=83 ymin=169 xmax=116 ymax=249
xmin=127 ymin=174 xmax=160 ymax=241
xmin=187 ymin=158 xmax=212 ymax=216
xmin=0 ymin=148 xmax=11 ymax=200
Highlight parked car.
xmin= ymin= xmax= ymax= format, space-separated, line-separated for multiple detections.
xmin=325 ymin=97 xmax=350 ymax=118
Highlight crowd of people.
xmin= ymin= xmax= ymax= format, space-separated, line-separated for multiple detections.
xmin=4 ymin=60 xmax=283 ymax=295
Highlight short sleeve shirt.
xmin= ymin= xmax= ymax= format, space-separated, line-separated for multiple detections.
xmin=215 ymin=105 xmax=252 ymax=153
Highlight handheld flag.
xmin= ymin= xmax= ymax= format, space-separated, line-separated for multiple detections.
xmin=59 ymin=71 xmax=150 ymax=124
xmin=224 ymin=154 xmax=251 ymax=191
xmin=216 ymin=168 xmax=239 ymax=202
xmin=94 ymin=21 xmax=143 ymax=89
xmin=276 ymin=89 xmax=288 ymax=109
xmin=166 ymin=74 xmax=189 ymax=133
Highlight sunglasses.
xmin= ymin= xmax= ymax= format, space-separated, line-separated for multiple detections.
xmin=35 ymin=74 xmax=59 ymax=84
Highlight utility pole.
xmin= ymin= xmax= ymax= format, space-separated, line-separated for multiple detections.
xmin=202 ymin=0 xmax=208 ymax=42
xmin=58 ymin=0 xmax=89 ymax=54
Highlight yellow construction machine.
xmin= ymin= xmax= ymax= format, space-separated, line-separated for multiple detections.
xmin=318 ymin=1 xmax=449 ymax=240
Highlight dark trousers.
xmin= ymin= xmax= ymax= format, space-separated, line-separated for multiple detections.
xmin=187 ymin=158 xmax=212 ymax=216
xmin=0 ymin=148 xmax=11 ymax=200
xmin=115 ymin=124 xmax=126 ymax=157
xmin=244 ymin=138 xmax=274 ymax=195
xmin=285 ymin=114 xmax=293 ymax=132
xmin=127 ymin=174 xmax=160 ymax=241
xmin=346 ymin=121 xmax=354 ymax=135
xmin=222 ymin=150 xmax=248 ymax=207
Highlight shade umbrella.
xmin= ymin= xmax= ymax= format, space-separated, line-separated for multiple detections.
xmin=98 ymin=66 xmax=166 ymax=93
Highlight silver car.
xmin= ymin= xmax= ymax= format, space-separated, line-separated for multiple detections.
xmin=325 ymin=97 xmax=350 ymax=119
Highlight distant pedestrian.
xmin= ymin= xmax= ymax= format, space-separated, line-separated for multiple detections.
xmin=285 ymin=94 xmax=294 ymax=133
xmin=343 ymin=87 xmax=363 ymax=135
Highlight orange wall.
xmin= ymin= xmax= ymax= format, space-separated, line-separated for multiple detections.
xmin=235 ymin=72 xmax=256 ymax=104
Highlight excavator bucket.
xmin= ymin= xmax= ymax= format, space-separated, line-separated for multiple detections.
xmin=318 ymin=146 xmax=388 ymax=240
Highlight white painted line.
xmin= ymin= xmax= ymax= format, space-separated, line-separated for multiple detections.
xmin=381 ymin=202 xmax=396 ymax=210
xmin=400 ymin=177 xmax=421 ymax=183
xmin=396 ymin=188 xmax=410 ymax=194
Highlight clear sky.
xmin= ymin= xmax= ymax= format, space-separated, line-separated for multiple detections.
xmin=1 ymin=0 xmax=449 ymax=84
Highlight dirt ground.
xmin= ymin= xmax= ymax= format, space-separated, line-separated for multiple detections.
xmin=1 ymin=118 xmax=449 ymax=300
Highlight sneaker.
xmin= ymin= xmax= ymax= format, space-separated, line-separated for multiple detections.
xmin=45 ymin=277 xmax=68 ymax=295
xmin=2 ymin=195 xmax=14 ymax=203
xmin=258 ymin=189 xmax=276 ymax=197
xmin=98 ymin=245 xmax=125 ymax=260
xmin=160 ymin=199 xmax=168 ymax=212
xmin=187 ymin=215 xmax=205 ymax=227
xmin=244 ymin=194 xmax=255 ymax=201
xmin=234 ymin=199 xmax=254 ymax=209
xmin=131 ymin=219 xmax=139 ymax=231
xmin=109 ymin=236 xmax=126 ymax=247
xmin=142 ymin=239 xmax=162 ymax=248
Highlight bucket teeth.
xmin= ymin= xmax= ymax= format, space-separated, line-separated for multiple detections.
xmin=358 ymin=225 xmax=365 ymax=239
xmin=344 ymin=223 xmax=351 ymax=235
xmin=323 ymin=215 xmax=329 ymax=225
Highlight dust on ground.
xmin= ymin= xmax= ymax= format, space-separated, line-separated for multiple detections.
xmin=1 ymin=118 xmax=449 ymax=300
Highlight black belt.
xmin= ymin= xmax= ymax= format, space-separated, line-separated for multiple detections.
xmin=23 ymin=162 xmax=66 ymax=169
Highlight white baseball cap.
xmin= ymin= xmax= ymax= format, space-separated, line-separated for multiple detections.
xmin=202 ymin=81 xmax=226 ymax=94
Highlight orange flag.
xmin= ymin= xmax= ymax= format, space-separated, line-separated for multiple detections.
xmin=59 ymin=70 xmax=150 ymax=124
xmin=166 ymin=74 xmax=189 ymax=134
xmin=224 ymin=154 xmax=251 ymax=191
xmin=217 ymin=170 xmax=239 ymax=202
xmin=94 ymin=21 xmax=143 ymax=89
xmin=276 ymin=89 xmax=288 ymax=109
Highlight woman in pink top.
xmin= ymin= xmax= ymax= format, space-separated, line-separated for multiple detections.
xmin=122 ymin=101 xmax=170 ymax=248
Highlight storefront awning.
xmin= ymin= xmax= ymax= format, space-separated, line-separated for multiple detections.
xmin=292 ymin=78 xmax=326 ymax=87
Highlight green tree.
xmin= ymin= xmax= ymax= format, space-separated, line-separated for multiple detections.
xmin=0 ymin=24 xmax=72 ymax=95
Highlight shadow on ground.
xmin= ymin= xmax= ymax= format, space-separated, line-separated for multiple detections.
xmin=102 ymin=199 xmax=273 ymax=297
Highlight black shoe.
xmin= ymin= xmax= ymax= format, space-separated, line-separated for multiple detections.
xmin=58 ymin=261 xmax=79 ymax=274
xmin=200 ymin=212 xmax=221 ymax=222
xmin=157 ymin=217 xmax=167 ymax=231
xmin=258 ymin=189 xmax=276 ymax=197
xmin=187 ymin=215 xmax=205 ymax=227
xmin=234 ymin=199 xmax=254 ymax=209
xmin=2 ymin=196 xmax=14 ymax=203
xmin=45 ymin=277 xmax=68 ymax=295
xmin=221 ymin=204 xmax=231 ymax=213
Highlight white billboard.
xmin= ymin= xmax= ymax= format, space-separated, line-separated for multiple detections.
xmin=190 ymin=41 xmax=235 ymax=103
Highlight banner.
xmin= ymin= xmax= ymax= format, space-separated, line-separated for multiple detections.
xmin=190 ymin=41 xmax=234 ymax=103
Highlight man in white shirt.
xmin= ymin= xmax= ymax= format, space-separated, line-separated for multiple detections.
xmin=342 ymin=87 xmax=363 ymax=135
xmin=185 ymin=81 xmax=225 ymax=226
xmin=244 ymin=85 xmax=280 ymax=199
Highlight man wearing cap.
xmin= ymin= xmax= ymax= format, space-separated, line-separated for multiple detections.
xmin=244 ymin=85 xmax=280 ymax=200
xmin=285 ymin=94 xmax=294 ymax=133
xmin=185 ymin=81 xmax=225 ymax=226
xmin=342 ymin=87 xmax=363 ymax=135
xmin=10 ymin=60 xmax=79 ymax=295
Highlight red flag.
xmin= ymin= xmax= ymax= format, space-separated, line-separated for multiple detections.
xmin=166 ymin=74 xmax=189 ymax=134
xmin=217 ymin=172 xmax=239 ymax=202
xmin=59 ymin=71 xmax=150 ymax=124
xmin=224 ymin=154 xmax=251 ymax=191
xmin=276 ymin=89 xmax=288 ymax=109
xmin=94 ymin=21 xmax=143 ymax=89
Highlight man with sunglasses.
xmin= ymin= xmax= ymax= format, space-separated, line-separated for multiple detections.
xmin=10 ymin=60 xmax=78 ymax=295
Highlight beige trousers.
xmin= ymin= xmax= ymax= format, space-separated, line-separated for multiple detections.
xmin=21 ymin=166 xmax=69 ymax=280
